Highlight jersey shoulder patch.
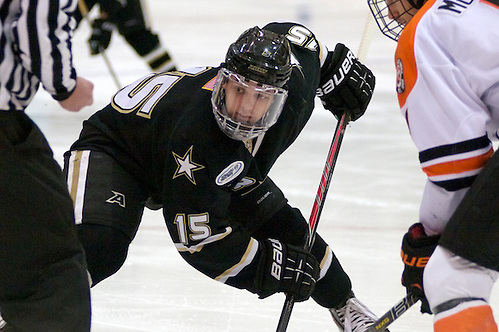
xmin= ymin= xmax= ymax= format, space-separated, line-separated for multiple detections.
xmin=215 ymin=161 xmax=245 ymax=186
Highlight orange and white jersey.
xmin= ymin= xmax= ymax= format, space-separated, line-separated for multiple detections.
xmin=395 ymin=0 xmax=499 ymax=234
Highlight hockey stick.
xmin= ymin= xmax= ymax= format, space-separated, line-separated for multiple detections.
xmin=366 ymin=292 xmax=419 ymax=331
xmin=275 ymin=14 xmax=375 ymax=332
xmin=78 ymin=0 xmax=122 ymax=89
xmin=275 ymin=109 xmax=350 ymax=332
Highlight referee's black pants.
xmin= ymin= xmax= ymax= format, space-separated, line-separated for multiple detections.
xmin=0 ymin=111 xmax=91 ymax=332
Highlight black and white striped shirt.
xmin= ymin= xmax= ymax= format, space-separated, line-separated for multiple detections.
xmin=0 ymin=0 xmax=78 ymax=111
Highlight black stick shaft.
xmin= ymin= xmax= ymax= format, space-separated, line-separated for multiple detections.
xmin=365 ymin=293 xmax=419 ymax=332
xmin=275 ymin=113 xmax=349 ymax=332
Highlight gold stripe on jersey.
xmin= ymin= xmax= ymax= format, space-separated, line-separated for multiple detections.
xmin=175 ymin=226 xmax=233 ymax=253
xmin=215 ymin=238 xmax=259 ymax=283
xmin=318 ymin=246 xmax=333 ymax=280
xmin=67 ymin=150 xmax=91 ymax=224
xmin=69 ymin=150 xmax=84 ymax=204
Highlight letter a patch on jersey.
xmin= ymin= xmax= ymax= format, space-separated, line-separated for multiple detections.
xmin=106 ymin=191 xmax=126 ymax=207
xmin=172 ymin=146 xmax=205 ymax=185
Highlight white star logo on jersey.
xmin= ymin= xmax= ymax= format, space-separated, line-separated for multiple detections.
xmin=172 ymin=146 xmax=205 ymax=185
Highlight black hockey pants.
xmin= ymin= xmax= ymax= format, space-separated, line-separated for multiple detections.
xmin=0 ymin=111 xmax=91 ymax=332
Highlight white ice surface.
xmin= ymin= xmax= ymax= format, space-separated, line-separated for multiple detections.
xmin=25 ymin=0 xmax=498 ymax=331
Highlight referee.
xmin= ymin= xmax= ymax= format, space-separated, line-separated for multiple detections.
xmin=0 ymin=0 xmax=93 ymax=331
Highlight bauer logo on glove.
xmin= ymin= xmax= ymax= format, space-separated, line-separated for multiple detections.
xmin=255 ymin=239 xmax=319 ymax=302
xmin=270 ymin=239 xmax=284 ymax=280
xmin=317 ymin=43 xmax=375 ymax=122
xmin=316 ymin=49 xmax=356 ymax=96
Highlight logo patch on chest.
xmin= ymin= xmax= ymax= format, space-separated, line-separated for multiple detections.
xmin=396 ymin=58 xmax=406 ymax=94
xmin=215 ymin=161 xmax=245 ymax=186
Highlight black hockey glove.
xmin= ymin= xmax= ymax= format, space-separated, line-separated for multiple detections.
xmin=255 ymin=239 xmax=319 ymax=302
xmin=317 ymin=43 xmax=375 ymax=121
xmin=88 ymin=19 xmax=114 ymax=55
xmin=401 ymin=223 xmax=440 ymax=314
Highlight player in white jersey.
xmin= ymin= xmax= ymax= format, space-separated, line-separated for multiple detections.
xmin=368 ymin=0 xmax=498 ymax=331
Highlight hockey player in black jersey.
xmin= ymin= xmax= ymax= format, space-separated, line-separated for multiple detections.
xmin=64 ymin=22 xmax=378 ymax=331
xmin=75 ymin=0 xmax=177 ymax=72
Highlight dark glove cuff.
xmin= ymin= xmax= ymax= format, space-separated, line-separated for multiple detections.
xmin=320 ymin=44 xmax=349 ymax=80
xmin=320 ymin=51 xmax=335 ymax=78
xmin=92 ymin=18 xmax=114 ymax=31
xmin=406 ymin=223 xmax=440 ymax=248
xmin=254 ymin=239 xmax=286 ymax=299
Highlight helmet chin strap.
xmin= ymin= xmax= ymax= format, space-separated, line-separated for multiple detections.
xmin=407 ymin=0 xmax=426 ymax=9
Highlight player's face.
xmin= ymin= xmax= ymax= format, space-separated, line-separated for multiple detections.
xmin=223 ymin=79 xmax=275 ymax=125
xmin=385 ymin=0 xmax=419 ymax=26
xmin=211 ymin=68 xmax=288 ymax=141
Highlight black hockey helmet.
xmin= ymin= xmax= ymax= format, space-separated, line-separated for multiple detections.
xmin=224 ymin=26 xmax=292 ymax=88
xmin=211 ymin=26 xmax=291 ymax=141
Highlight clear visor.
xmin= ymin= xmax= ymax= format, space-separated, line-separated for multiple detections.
xmin=212 ymin=68 xmax=288 ymax=141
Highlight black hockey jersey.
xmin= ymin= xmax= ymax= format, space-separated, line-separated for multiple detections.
xmin=70 ymin=22 xmax=324 ymax=292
